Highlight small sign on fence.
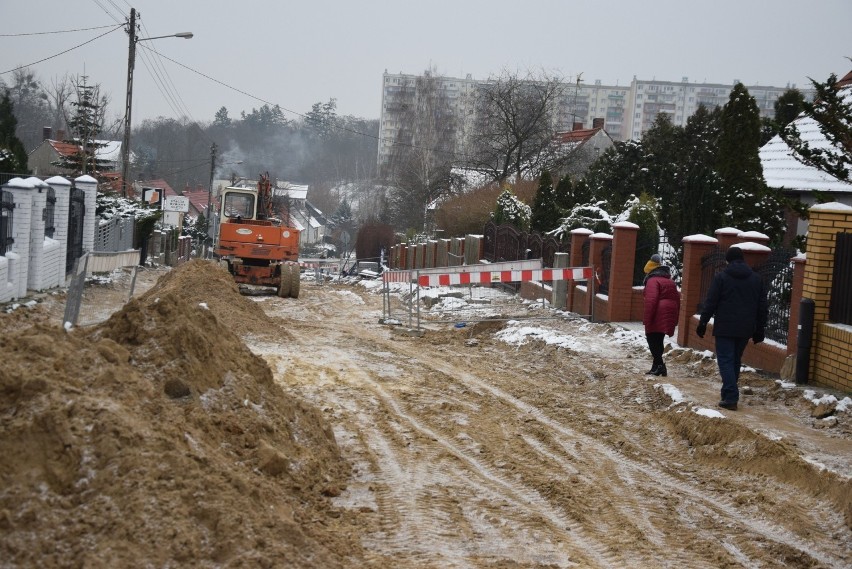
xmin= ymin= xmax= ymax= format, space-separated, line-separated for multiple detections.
xmin=163 ymin=196 xmax=189 ymax=213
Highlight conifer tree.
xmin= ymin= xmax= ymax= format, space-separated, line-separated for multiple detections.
xmin=492 ymin=187 xmax=531 ymax=231
xmin=781 ymin=71 xmax=852 ymax=181
xmin=54 ymin=77 xmax=110 ymax=176
xmin=627 ymin=193 xmax=660 ymax=284
xmin=530 ymin=170 xmax=560 ymax=233
xmin=716 ymin=83 xmax=784 ymax=238
xmin=0 ymin=90 xmax=29 ymax=173
xmin=670 ymin=104 xmax=722 ymax=244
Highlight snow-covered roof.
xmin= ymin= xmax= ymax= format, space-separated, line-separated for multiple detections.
xmin=759 ymin=83 xmax=852 ymax=194
xmin=96 ymin=140 xmax=122 ymax=161
xmin=43 ymin=139 xmax=122 ymax=161
xmin=275 ymin=182 xmax=309 ymax=201
xmin=450 ymin=167 xmax=496 ymax=190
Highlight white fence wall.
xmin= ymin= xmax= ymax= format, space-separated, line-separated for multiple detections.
xmin=0 ymin=175 xmax=99 ymax=300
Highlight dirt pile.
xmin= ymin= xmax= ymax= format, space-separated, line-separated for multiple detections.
xmin=0 ymin=260 xmax=363 ymax=568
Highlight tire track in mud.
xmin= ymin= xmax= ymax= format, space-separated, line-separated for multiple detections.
xmin=252 ymin=286 xmax=850 ymax=568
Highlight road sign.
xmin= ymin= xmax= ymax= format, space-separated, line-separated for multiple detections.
xmin=163 ymin=196 xmax=189 ymax=213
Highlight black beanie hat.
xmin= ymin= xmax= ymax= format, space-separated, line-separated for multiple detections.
xmin=725 ymin=246 xmax=744 ymax=262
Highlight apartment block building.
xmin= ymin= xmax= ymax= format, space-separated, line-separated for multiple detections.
xmin=622 ymin=77 xmax=813 ymax=141
xmin=378 ymin=71 xmax=812 ymax=170
xmin=378 ymin=71 xmax=478 ymax=171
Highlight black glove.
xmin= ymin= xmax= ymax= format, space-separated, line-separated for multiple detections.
xmin=752 ymin=331 xmax=765 ymax=344
xmin=695 ymin=322 xmax=706 ymax=338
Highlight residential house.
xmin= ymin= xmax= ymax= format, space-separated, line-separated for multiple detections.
xmin=552 ymin=120 xmax=615 ymax=179
xmin=181 ymin=183 xmax=214 ymax=218
xmin=273 ymin=182 xmax=326 ymax=246
xmin=28 ymin=137 xmax=124 ymax=179
xmin=759 ymin=70 xmax=852 ymax=240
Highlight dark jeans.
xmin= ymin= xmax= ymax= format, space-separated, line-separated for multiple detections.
xmin=646 ymin=332 xmax=665 ymax=367
xmin=715 ymin=335 xmax=750 ymax=403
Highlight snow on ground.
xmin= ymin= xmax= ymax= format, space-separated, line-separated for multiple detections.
xmin=356 ymin=275 xmax=851 ymax=418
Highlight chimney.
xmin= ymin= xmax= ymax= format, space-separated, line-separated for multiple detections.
xmin=42 ymin=127 xmax=52 ymax=141
xmin=56 ymin=129 xmax=66 ymax=141
xmin=573 ymin=122 xmax=584 ymax=131
xmin=592 ymin=118 xmax=605 ymax=129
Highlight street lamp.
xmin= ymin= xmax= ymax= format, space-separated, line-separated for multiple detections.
xmin=120 ymin=7 xmax=193 ymax=197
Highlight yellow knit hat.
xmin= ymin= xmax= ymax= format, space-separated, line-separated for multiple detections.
xmin=643 ymin=254 xmax=662 ymax=274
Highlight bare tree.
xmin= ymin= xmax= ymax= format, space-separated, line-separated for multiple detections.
xmin=44 ymin=74 xmax=74 ymax=136
xmin=384 ymin=68 xmax=459 ymax=232
xmin=466 ymin=69 xmax=567 ymax=183
xmin=4 ymin=68 xmax=52 ymax=151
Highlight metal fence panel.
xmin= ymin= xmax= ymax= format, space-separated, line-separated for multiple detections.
xmin=830 ymin=232 xmax=852 ymax=325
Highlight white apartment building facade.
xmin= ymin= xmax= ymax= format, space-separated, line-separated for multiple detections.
xmin=378 ymin=71 xmax=478 ymax=172
xmin=622 ymin=77 xmax=813 ymax=141
xmin=378 ymin=71 xmax=813 ymax=170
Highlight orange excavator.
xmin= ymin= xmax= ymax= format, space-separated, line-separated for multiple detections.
xmin=214 ymin=173 xmax=301 ymax=298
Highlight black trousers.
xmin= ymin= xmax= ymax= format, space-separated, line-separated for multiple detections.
xmin=646 ymin=332 xmax=665 ymax=367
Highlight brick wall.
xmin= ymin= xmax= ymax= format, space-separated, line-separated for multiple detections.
xmin=812 ymin=324 xmax=852 ymax=392
xmin=802 ymin=204 xmax=852 ymax=391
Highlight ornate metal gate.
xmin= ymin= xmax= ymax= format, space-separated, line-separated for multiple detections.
xmin=66 ymin=185 xmax=85 ymax=273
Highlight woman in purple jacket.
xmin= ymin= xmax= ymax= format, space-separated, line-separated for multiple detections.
xmin=642 ymin=254 xmax=681 ymax=377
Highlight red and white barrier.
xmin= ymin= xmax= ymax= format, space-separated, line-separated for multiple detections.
xmin=383 ymin=270 xmax=414 ymax=283
xmin=416 ymin=267 xmax=592 ymax=287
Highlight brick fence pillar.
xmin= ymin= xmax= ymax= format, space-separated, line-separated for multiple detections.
xmin=678 ymin=234 xmax=718 ymax=347
xmin=569 ymin=228 xmax=592 ymax=267
xmin=715 ymin=227 xmax=740 ymax=251
xmin=589 ymin=232 xmax=613 ymax=321
xmin=568 ymin=229 xmax=592 ymax=313
xmin=787 ymin=254 xmax=806 ymax=356
xmin=738 ymin=241 xmax=771 ymax=269
xmin=607 ymin=222 xmax=638 ymax=322
xmin=737 ymin=230 xmax=770 ymax=247
xmin=802 ymin=203 xmax=852 ymax=391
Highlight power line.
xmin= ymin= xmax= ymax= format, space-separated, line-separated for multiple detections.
xmin=0 ymin=25 xmax=124 ymax=75
xmin=0 ymin=24 xmax=117 ymax=37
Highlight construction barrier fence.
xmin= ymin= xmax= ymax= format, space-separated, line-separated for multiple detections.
xmin=381 ymin=261 xmax=594 ymax=330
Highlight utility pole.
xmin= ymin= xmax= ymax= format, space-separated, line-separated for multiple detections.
xmin=120 ymin=8 xmax=137 ymax=198
xmin=119 ymin=9 xmax=192 ymax=198
xmin=206 ymin=142 xmax=217 ymax=246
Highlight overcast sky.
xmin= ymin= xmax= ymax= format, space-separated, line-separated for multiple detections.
xmin=2 ymin=0 xmax=850 ymax=129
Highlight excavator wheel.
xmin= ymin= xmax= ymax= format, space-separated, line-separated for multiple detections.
xmin=277 ymin=264 xmax=292 ymax=298
xmin=289 ymin=261 xmax=300 ymax=299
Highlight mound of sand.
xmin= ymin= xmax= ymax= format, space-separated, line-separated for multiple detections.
xmin=0 ymin=260 xmax=364 ymax=568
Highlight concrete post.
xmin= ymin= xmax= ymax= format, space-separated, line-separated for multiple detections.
xmin=552 ymin=252 xmax=568 ymax=310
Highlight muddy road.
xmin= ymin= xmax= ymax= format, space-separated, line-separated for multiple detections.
xmin=3 ymin=263 xmax=849 ymax=568
xmin=248 ymin=279 xmax=851 ymax=568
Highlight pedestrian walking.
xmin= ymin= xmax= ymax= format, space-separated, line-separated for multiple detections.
xmin=642 ymin=254 xmax=681 ymax=377
xmin=695 ymin=247 xmax=768 ymax=410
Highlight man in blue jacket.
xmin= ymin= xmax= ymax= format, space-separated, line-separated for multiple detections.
xmin=696 ymin=246 xmax=768 ymax=411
